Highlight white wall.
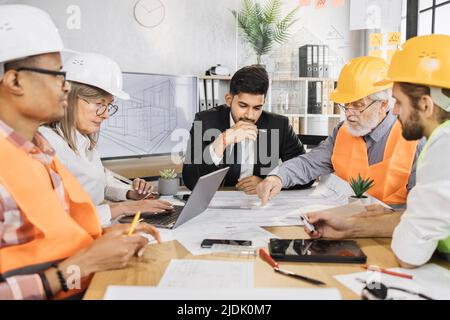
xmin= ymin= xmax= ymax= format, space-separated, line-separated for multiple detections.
xmin=6 ymin=0 xmax=238 ymax=75
xmin=5 ymin=0 xmax=358 ymax=77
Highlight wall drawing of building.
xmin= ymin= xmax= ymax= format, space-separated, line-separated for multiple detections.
xmin=99 ymin=80 xmax=178 ymax=155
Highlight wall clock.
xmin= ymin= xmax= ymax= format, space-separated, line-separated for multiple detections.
xmin=133 ymin=0 xmax=165 ymax=28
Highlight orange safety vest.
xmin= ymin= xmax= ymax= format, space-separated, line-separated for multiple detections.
xmin=331 ymin=121 xmax=418 ymax=205
xmin=0 ymin=135 xmax=102 ymax=299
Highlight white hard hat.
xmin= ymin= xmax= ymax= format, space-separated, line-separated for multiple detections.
xmin=431 ymin=87 xmax=450 ymax=112
xmin=0 ymin=5 xmax=65 ymax=78
xmin=65 ymin=52 xmax=130 ymax=100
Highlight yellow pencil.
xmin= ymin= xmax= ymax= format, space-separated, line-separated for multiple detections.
xmin=127 ymin=211 xmax=141 ymax=236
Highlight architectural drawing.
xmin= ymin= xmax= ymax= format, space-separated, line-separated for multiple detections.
xmin=97 ymin=73 xmax=197 ymax=158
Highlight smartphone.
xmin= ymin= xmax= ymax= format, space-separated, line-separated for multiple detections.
xmin=269 ymin=239 xmax=367 ymax=263
xmin=200 ymin=239 xmax=252 ymax=248
xmin=300 ymin=214 xmax=316 ymax=233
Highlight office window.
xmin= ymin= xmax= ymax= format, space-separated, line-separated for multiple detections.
xmin=401 ymin=0 xmax=407 ymax=43
xmin=418 ymin=0 xmax=450 ymax=34
xmin=434 ymin=3 xmax=450 ymax=34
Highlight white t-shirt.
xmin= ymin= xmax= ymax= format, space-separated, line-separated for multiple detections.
xmin=39 ymin=126 xmax=130 ymax=226
xmin=391 ymin=121 xmax=450 ymax=266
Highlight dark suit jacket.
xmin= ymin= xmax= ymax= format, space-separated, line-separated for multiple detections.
xmin=183 ymin=105 xmax=313 ymax=190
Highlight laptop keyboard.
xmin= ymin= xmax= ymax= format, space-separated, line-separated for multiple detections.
xmin=119 ymin=205 xmax=184 ymax=227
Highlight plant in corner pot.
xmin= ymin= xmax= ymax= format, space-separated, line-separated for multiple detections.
xmin=232 ymin=0 xmax=299 ymax=66
xmin=158 ymin=168 xmax=179 ymax=196
xmin=349 ymin=174 xmax=375 ymax=205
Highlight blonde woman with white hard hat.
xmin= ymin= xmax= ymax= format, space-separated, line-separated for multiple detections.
xmin=40 ymin=52 xmax=174 ymax=227
xmin=0 ymin=4 xmax=160 ymax=300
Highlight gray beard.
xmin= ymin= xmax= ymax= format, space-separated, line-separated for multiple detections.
xmin=345 ymin=112 xmax=379 ymax=137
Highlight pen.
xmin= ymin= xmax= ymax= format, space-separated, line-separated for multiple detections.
xmin=258 ymin=249 xmax=326 ymax=286
xmin=113 ymin=173 xmax=156 ymax=199
xmin=259 ymin=248 xmax=279 ymax=268
xmin=364 ymin=265 xmax=413 ymax=280
xmin=142 ymin=191 xmax=159 ymax=200
xmin=127 ymin=211 xmax=141 ymax=236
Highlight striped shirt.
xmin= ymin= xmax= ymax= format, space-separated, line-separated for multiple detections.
xmin=0 ymin=120 xmax=69 ymax=300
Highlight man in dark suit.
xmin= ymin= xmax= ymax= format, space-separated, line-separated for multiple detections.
xmin=183 ymin=65 xmax=312 ymax=194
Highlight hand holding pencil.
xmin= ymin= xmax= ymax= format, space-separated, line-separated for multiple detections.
xmin=128 ymin=211 xmax=142 ymax=236
xmin=102 ymin=215 xmax=161 ymax=244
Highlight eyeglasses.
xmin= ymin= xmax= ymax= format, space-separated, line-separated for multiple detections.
xmin=338 ymin=100 xmax=378 ymax=115
xmin=15 ymin=67 xmax=67 ymax=87
xmin=80 ymin=98 xmax=119 ymax=117
xmin=359 ymin=279 xmax=434 ymax=300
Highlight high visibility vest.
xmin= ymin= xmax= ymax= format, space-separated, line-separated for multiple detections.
xmin=417 ymin=120 xmax=450 ymax=261
xmin=0 ymin=135 xmax=102 ymax=299
xmin=331 ymin=121 xmax=418 ymax=205
xmin=437 ymin=239 xmax=450 ymax=261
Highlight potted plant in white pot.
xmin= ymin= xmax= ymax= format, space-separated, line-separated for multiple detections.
xmin=349 ymin=174 xmax=375 ymax=205
xmin=232 ymin=0 xmax=299 ymax=65
xmin=158 ymin=169 xmax=179 ymax=196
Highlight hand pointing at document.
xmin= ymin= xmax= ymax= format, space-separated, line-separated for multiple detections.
xmin=256 ymin=176 xmax=283 ymax=206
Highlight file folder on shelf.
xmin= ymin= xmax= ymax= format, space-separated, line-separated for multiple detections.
xmin=299 ymin=45 xmax=313 ymax=77
xmin=323 ymin=45 xmax=330 ymax=78
xmin=312 ymin=45 xmax=319 ymax=77
xmin=213 ymin=80 xmax=220 ymax=108
xmin=318 ymin=45 xmax=324 ymax=78
xmin=299 ymin=44 xmax=330 ymax=79
xmin=205 ymin=79 xmax=213 ymax=109
xmin=199 ymin=79 xmax=206 ymax=111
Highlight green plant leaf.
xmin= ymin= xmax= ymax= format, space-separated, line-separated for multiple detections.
xmin=232 ymin=0 xmax=298 ymax=61
xmin=349 ymin=174 xmax=374 ymax=197
xmin=160 ymin=168 xmax=177 ymax=179
xmin=262 ymin=0 xmax=282 ymax=24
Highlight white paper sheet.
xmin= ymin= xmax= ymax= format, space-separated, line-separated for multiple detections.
xmin=142 ymin=174 xmax=378 ymax=256
xmin=334 ymin=263 xmax=450 ymax=300
xmin=157 ymin=259 xmax=253 ymax=288
xmin=103 ymin=287 xmax=342 ymax=300
xmin=173 ymin=224 xmax=277 ymax=255
xmin=280 ymin=204 xmax=336 ymax=225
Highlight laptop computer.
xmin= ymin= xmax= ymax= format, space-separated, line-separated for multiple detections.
xmin=119 ymin=167 xmax=229 ymax=229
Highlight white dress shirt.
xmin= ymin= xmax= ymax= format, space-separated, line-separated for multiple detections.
xmin=39 ymin=126 xmax=130 ymax=227
xmin=391 ymin=121 xmax=450 ymax=266
xmin=208 ymin=114 xmax=255 ymax=180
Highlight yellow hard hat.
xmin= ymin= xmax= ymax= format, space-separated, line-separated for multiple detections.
xmin=376 ymin=34 xmax=450 ymax=89
xmin=330 ymin=56 xmax=392 ymax=104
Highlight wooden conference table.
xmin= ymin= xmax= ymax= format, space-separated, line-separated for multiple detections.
xmin=84 ymin=193 xmax=450 ymax=300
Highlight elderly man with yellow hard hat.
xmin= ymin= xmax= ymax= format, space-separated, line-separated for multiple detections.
xmin=257 ymin=56 xmax=425 ymax=207
xmin=302 ymin=34 xmax=450 ymax=268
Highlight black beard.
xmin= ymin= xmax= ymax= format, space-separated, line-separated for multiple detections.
xmin=399 ymin=111 xmax=424 ymax=141
xmin=239 ymin=118 xmax=256 ymax=124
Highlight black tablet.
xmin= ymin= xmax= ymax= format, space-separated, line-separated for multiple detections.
xmin=269 ymin=239 xmax=367 ymax=264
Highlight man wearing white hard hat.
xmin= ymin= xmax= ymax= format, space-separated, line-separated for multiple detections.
xmin=0 ymin=5 xmax=160 ymax=300
xmin=40 ymin=52 xmax=174 ymax=227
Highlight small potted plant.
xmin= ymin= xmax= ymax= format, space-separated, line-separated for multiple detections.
xmin=158 ymin=168 xmax=179 ymax=196
xmin=349 ymin=174 xmax=375 ymax=205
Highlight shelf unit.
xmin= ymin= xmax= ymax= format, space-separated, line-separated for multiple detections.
xmin=198 ymin=75 xmax=231 ymax=111
xmin=267 ymin=77 xmax=342 ymax=136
